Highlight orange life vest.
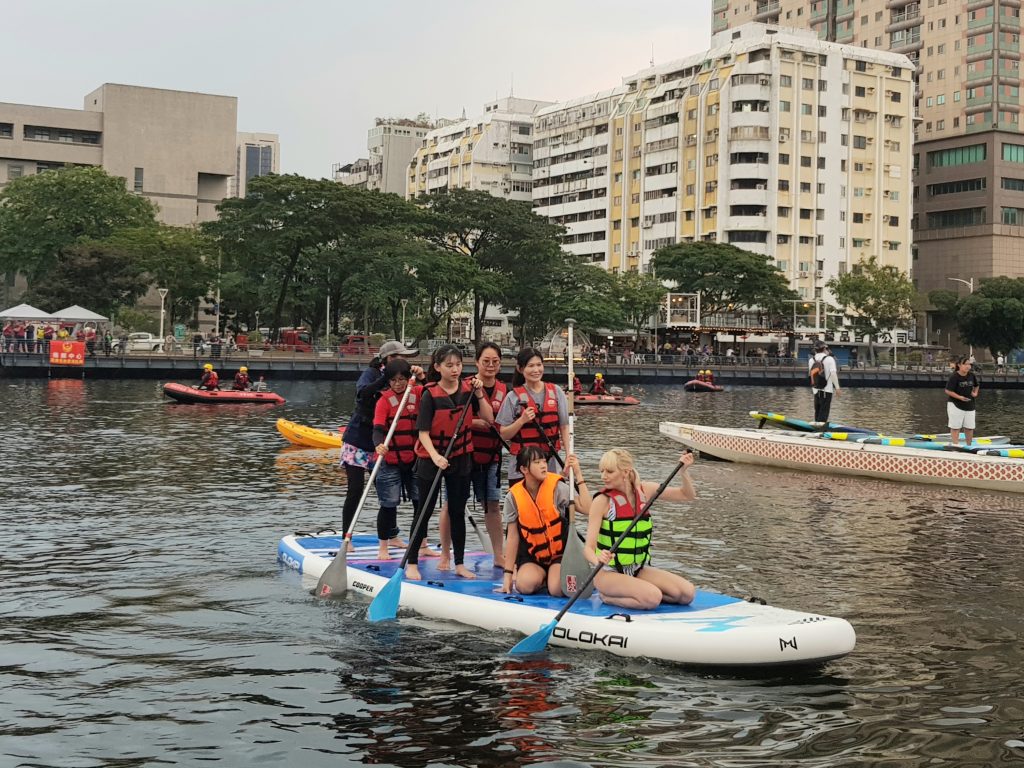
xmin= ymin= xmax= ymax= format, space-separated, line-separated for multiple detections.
xmin=414 ymin=380 xmax=475 ymax=461
xmin=379 ymin=386 xmax=420 ymax=465
xmin=471 ymin=379 xmax=507 ymax=465
xmin=509 ymin=383 xmax=562 ymax=456
xmin=509 ymin=472 xmax=565 ymax=564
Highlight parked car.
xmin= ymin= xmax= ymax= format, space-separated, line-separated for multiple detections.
xmin=112 ymin=332 xmax=164 ymax=354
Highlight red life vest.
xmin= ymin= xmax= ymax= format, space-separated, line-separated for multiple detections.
xmin=233 ymin=373 xmax=250 ymax=390
xmin=380 ymin=386 xmax=420 ymax=465
xmin=509 ymin=473 xmax=565 ymax=564
xmin=414 ymin=380 xmax=475 ymax=461
xmin=509 ymin=383 xmax=562 ymax=456
xmin=201 ymin=371 xmax=219 ymax=389
xmin=471 ymin=379 xmax=507 ymax=465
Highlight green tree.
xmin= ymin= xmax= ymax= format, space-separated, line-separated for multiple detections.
xmin=419 ymin=189 xmax=566 ymax=344
xmin=204 ymin=174 xmax=378 ymax=334
xmin=955 ymin=277 xmax=1024 ymax=357
xmin=614 ymin=270 xmax=667 ymax=346
xmin=0 ymin=166 xmax=157 ymax=288
xmin=828 ymin=256 xmax=915 ymax=363
xmin=651 ymin=242 xmax=797 ymax=317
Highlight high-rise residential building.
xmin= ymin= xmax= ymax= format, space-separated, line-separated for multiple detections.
xmin=407 ymin=97 xmax=553 ymax=201
xmin=1 ymin=84 xmax=237 ymax=227
xmin=717 ymin=0 xmax=1024 ymax=296
xmin=231 ymin=132 xmax=280 ymax=198
xmin=533 ymin=24 xmax=914 ymax=310
xmin=335 ymin=117 xmax=434 ymax=196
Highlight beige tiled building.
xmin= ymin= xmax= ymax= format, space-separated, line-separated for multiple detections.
xmin=533 ymin=24 xmax=914 ymax=309
xmin=717 ymin=0 xmax=1024 ymax=295
xmin=336 ymin=118 xmax=434 ymax=196
xmin=1 ymin=84 xmax=237 ymax=227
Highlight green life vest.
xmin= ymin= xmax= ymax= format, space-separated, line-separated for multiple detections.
xmin=597 ymin=486 xmax=651 ymax=571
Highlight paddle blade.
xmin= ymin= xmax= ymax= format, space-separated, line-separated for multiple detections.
xmin=313 ymin=550 xmax=348 ymax=599
xmin=559 ymin=529 xmax=595 ymax=600
xmin=367 ymin=570 xmax=404 ymax=622
xmin=468 ymin=514 xmax=493 ymax=554
xmin=509 ymin=620 xmax=557 ymax=655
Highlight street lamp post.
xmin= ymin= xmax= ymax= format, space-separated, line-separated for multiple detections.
xmin=400 ymin=298 xmax=409 ymax=345
xmin=947 ymin=277 xmax=974 ymax=356
xmin=157 ymin=288 xmax=168 ymax=352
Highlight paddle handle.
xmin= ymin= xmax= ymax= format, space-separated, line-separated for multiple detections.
xmin=566 ymin=318 xmax=576 ymax=509
xmin=550 ymin=460 xmax=687 ymax=623
xmin=397 ymin=387 xmax=477 ymax=569
xmin=343 ymin=382 xmax=414 ymax=540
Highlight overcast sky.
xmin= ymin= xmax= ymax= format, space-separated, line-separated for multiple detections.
xmin=3 ymin=1 xmax=712 ymax=179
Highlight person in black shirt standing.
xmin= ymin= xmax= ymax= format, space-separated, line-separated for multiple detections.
xmin=944 ymin=356 xmax=980 ymax=446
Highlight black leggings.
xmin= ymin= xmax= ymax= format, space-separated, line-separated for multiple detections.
xmin=408 ymin=471 xmax=471 ymax=566
xmin=342 ymin=464 xmax=368 ymax=534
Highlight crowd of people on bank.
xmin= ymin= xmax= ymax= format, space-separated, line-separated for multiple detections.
xmin=0 ymin=320 xmax=111 ymax=356
xmin=336 ymin=339 xmax=698 ymax=611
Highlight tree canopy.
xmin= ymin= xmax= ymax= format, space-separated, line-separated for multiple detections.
xmin=827 ymin=256 xmax=915 ymax=343
xmin=651 ymin=242 xmax=797 ymax=316
xmin=933 ymin=277 xmax=1024 ymax=357
xmin=0 ymin=166 xmax=157 ymax=288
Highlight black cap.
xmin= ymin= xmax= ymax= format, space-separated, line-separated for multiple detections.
xmin=813 ymin=340 xmax=828 ymax=352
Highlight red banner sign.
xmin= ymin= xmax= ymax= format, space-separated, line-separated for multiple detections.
xmin=49 ymin=340 xmax=85 ymax=366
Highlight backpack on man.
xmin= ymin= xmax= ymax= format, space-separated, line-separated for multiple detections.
xmin=809 ymin=354 xmax=829 ymax=390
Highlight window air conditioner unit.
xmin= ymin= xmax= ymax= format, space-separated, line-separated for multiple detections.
xmin=815 ymin=270 xmax=823 ymax=278
xmin=798 ymin=270 xmax=809 ymax=278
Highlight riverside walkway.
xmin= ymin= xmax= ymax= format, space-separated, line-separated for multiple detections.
xmin=3 ymin=348 xmax=1022 ymax=389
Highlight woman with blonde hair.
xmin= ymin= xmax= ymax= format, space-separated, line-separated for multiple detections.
xmin=583 ymin=448 xmax=697 ymax=610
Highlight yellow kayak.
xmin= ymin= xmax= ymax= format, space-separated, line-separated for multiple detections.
xmin=276 ymin=418 xmax=343 ymax=449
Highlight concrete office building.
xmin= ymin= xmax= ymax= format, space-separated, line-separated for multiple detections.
xmin=533 ymin=24 xmax=914 ymax=310
xmin=407 ymin=97 xmax=552 ymax=201
xmin=0 ymin=83 xmax=237 ymax=227
xmin=335 ymin=117 xmax=433 ymax=195
xmin=231 ymin=131 xmax=280 ymax=198
xmin=717 ymin=0 xmax=1024 ymax=296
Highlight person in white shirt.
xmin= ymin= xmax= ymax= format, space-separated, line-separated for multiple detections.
xmin=808 ymin=340 xmax=841 ymax=425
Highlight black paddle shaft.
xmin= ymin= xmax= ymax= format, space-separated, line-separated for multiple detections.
xmin=398 ymin=390 xmax=477 ymax=570
xmin=548 ymin=460 xmax=687 ymax=624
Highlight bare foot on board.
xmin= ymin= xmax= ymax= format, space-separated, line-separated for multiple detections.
xmin=455 ymin=565 xmax=477 ymax=580
xmin=377 ymin=543 xmax=392 ymax=560
xmin=405 ymin=564 xmax=422 ymax=581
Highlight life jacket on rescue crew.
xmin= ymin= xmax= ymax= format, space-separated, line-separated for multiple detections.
xmin=414 ymin=380 xmax=475 ymax=461
xmin=509 ymin=383 xmax=562 ymax=456
xmin=200 ymin=371 xmax=219 ymax=390
xmin=509 ymin=472 xmax=566 ymax=565
xmin=470 ymin=378 xmax=507 ymax=465
xmin=378 ymin=386 xmax=421 ymax=465
xmin=591 ymin=378 xmax=607 ymax=395
xmin=233 ymin=373 xmax=251 ymax=391
xmin=596 ymin=485 xmax=652 ymax=572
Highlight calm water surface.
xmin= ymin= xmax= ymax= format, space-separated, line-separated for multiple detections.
xmin=3 ymin=377 xmax=1024 ymax=767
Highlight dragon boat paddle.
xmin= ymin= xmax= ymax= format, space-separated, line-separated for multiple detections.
xmin=559 ymin=318 xmax=593 ymax=599
xmin=315 ymin=382 xmax=415 ymax=599
xmin=368 ymin=388 xmax=476 ymax=622
xmin=509 ymin=459 xmax=687 ymax=656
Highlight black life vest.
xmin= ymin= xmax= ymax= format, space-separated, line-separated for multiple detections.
xmin=414 ymin=381 xmax=474 ymax=461
xmin=509 ymin=383 xmax=562 ymax=456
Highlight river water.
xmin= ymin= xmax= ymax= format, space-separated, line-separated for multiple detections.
xmin=3 ymin=377 xmax=1024 ymax=767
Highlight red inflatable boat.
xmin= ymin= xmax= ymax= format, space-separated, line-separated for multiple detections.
xmin=162 ymin=382 xmax=285 ymax=405
xmin=683 ymin=379 xmax=724 ymax=392
xmin=573 ymin=393 xmax=640 ymax=406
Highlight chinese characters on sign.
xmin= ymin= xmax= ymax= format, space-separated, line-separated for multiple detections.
xmin=49 ymin=341 xmax=85 ymax=366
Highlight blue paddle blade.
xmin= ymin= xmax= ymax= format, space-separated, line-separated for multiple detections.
xmin=367 ymin=571 xmax=403 ymax=622
xmin=509 ymin=620 xmax=558 ymax=655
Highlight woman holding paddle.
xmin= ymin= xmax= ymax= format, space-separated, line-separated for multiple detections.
xmin=496 ymin=347 xmax=571 ymax=484
xmin=406 ymin=344 xmax=493 ymax=581
xmin=499 ymin=446 xmax=590 ymax=596
xmin=583 ymin=448 xmax=697 ymax=610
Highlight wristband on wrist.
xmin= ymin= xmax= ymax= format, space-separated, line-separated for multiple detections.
xmin=503 ymin=568 xmax=514 ymax=575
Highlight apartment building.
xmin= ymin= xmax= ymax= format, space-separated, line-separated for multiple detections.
xmin=336 ymin=117 xmax=434 ymax=196
xmin=407 ymin=97 xmax=552 ymax=202
xmin=718 ymin=0 xmax=1024 ymax=295
xmin=0 ymin=84 xmax=237 ymax=226
xmin=231 ymin=132 xmax=280 ymax=198
xmin=533 ymin=24 xmax=914 ymax=306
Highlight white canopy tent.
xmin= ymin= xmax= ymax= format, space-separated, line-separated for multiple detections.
xmin=53 ymin=305 xmax=108 ymax=322
xmin=0 ymin=303 xmax=52 ymax=320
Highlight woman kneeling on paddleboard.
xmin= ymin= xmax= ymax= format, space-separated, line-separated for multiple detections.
xmin=499 ymin=446 xmax=591 ymax=597
xmin=584 ymin=448 xmax=697 ymax=610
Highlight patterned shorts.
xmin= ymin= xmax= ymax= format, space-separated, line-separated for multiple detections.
xmin=340 ymin=442 xmax=377 ymax=471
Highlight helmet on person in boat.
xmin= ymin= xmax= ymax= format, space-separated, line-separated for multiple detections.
xmin=595 ymin=372 xmax=603 ymax=379
xmin=203 ymin=363 xmax=213 ymax=370
xmin=239 ymin=366 xmax=248 ymax=373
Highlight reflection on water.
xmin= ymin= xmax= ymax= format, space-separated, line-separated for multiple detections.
xmin=3 ymin=378 xmax=1024 ymax=766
